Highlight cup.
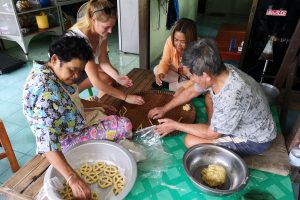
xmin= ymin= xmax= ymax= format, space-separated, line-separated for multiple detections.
xmin=35 ymin=12 xmax=49 ymax=29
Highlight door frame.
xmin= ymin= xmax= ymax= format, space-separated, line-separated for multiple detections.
xmin=138 ymin=0 xmax=150 ymax=69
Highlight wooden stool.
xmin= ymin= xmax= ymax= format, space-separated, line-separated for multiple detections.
xmin=0 ymin=119 xmax=20 ymax=173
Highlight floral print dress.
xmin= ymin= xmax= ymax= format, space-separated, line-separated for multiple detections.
xmin=22 ymin=62 xmax=132 ymax=153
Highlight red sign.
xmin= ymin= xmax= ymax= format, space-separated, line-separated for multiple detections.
xmin=266 ymin=9 xmax=287 ymax=16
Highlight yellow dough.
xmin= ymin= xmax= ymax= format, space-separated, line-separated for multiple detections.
xmin=79 ymin=163 xmax=93 ymax=175
xmin=201 ymin=164 xmax=226 ymax=187
xmin=113 ymin=182 xmax=124 ymax=195
xmin=91 ymin=191 xmax=99 ymax=200
xmin=72 ymin=162 xmax=125 ymax=197
xmin=113 ymin=173 xmax=125 ymax=185
xmin=103 ymin=165 xmax=118 ymax=177
xmin=60 ymin=184 xmax=73 ymax=200
xmin=112 ymin=173 xmax=125 ymax=196
xmin=84 ymin=172 xmax=100 ymax=184
xmin=93 ymin=162 xmax=106 ymax=174
xmin=98 ymin=175 xmax=113 ymax=188
xmin=182 ymin=104 xmax=192 ymax=111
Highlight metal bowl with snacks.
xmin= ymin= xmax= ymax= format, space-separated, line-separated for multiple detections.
xmin=44 ymin=140 xmax=137 ymax=200
xmin=183 ymin=144 xmax=248 ymax=196
xmin=260 ymin=83 xmax=280 ymax=105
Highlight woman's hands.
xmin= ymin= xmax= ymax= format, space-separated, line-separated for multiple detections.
xmin=155 ymin=118 xmax=178 ymax=137
xmin=148 ymin=107 xmax=167 ymax=119
xmin=116 ymin=75 xmax=133 ymax=87
xmin=44 ymin=151 xmax=91 ymax=200
xmin=125 ymin=95 xmax=145 ymax=105
xmin=68 ymin=174 xmax=91 ymax=200
xmin=155 ymin=73 xmax=165 ymax=86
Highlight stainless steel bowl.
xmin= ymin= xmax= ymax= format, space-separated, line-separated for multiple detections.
xmin=183 ymin=144 xmax=248 ymax=196
xmin=44 ymin=140 xmax=137 ymax=200
xmin=260 ymin=83 xmax=280 ymax=105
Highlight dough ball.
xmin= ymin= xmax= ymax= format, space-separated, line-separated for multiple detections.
xmin=201 ymin=164 xmax=226 ymax=187
xmin=182 ymin=104 xmax=191 ymax=111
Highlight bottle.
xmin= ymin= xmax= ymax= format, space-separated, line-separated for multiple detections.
xmin=229 ymin=38 xmax=237 ymax=52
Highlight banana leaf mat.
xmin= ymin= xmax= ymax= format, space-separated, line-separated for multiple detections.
xmin=125 ymin=96 xmax=293 ymax=200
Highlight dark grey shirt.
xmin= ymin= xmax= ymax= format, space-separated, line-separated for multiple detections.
xmin=196 ymin=64 xmax=277 ymax=143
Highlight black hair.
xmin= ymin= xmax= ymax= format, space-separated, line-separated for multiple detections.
xmin=170 ymin=18 xmax=197 ymax=46
xmin=182 ymin=38 xmax=226 ymax=76
xmin=48 ymin=36 xmax=94 ymax=63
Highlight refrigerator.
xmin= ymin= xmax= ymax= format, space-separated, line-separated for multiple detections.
xmin=117 ymin=0 xmax=139 ymax=54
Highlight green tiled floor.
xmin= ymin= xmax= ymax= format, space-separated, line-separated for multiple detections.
xmin=0 ymin=28 xmax=138 ymax=184
xmin=0 ymin=15 xmax=298 ymax=199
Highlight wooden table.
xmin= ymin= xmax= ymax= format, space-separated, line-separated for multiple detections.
xmin=215 ymin=24 xmax=247 ymax=61
xmin=0 ymin=68 xmax=155 ymax=199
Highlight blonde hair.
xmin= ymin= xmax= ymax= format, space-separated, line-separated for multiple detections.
xmin=71 ymin=0 xmax=116 ymax=32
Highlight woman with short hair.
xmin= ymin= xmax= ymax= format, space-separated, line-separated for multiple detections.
xmin=23 ymin=36 xmax=133 ymax=199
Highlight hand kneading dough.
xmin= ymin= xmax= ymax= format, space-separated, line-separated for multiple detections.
xmin=201 ymin=164 xmax=226 ymax=187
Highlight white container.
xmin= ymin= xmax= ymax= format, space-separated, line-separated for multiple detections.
xmin=44 ymin=140 xmax=137 ymax=200
xmin=289 ymin=147 xmax=300 ymax=167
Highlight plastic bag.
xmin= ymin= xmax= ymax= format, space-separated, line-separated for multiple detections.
xmin=132 ymin=126 xmax=176 ymax=178
xmin=119 ymin=139 xmax=147 ymax=162
xmin=37 ymin=177 xmax=63 ymax=200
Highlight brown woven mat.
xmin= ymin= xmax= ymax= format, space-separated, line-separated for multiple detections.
xmin=117 ymin=90 xmax=196 ymax=131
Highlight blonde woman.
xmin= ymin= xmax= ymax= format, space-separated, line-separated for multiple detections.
xmin=69 ymin=0 xmax=144 ymax=105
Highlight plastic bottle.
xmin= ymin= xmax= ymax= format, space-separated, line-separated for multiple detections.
xmin=229 ymin=38 xmax=237 ymax=52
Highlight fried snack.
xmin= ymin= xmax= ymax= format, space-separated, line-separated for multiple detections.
xmin=113 ymin=183 xmax=124 ymax=195
xmin=148 ymin=118 xmax=154 ymax=126
xmin=98 ymin=175 xmax=113 ymax=188
xmin=137 ymin=123 xmax=143 ymax=130
xmin=113 ymin=173 xmax=125 ymax=185
xmin=183 ymin=104 xmax=192 ymax=111
xmin=92 ymin=162 xmax=106 ymax=174
xmin=91 ymin=191 xmax=99 ymax=200
xmin=74 ymin=162 xmax=125 ymax=197
xmin=103 ymin=165 xmax=118 ymax=177
xmin=79 ymin=163 xmax=93 ymax=175
xmin=122 ymin=106 xmax=127 ymax=116
xmin=118 ymin=106 xmax=128 ymax=117
xmin=177 ymin=116 xmax=183 ymax=122
xmin=201 ymin=164 xmax=226 ymax=187
xmin=112 ymin=173 xmax=125 ymax=196
xmin=60 ymin=184 xmax=73 ymax=200
xmin=84 ymin=172 xmax=100 ymax=184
